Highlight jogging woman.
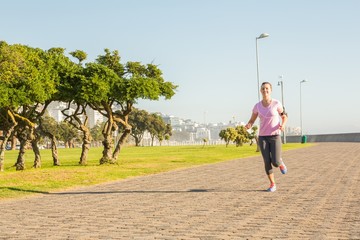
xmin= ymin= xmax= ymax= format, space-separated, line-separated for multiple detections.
xmin=245 ymin=82 xmax=288 ymax=192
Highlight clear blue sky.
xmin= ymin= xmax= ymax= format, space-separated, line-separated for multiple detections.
xmin=1 ymin=0 xmax=360 ymax=134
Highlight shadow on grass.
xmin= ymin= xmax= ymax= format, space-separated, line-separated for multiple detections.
xmin=1 ymin=187 xmax=50 ymax=194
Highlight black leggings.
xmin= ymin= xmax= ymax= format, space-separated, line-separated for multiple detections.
xmin=259 ymin=135 xmax=282 ymax=175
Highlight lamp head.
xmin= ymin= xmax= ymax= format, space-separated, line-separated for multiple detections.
xmin=300 ymin=80 xmax=307 ymax=83
xmin=257 ymin=33 xmax=270 ymax=39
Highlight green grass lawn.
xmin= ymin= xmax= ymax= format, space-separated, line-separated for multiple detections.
xmin=0 ymin=143 xmax=311 ymax=200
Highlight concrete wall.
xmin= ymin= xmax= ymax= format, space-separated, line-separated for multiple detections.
xmin=286 ymin=133 xmax=360 ymax=143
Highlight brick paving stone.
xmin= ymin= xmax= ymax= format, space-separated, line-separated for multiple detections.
xmin=0 ymin=142 xmax=359 ymax=239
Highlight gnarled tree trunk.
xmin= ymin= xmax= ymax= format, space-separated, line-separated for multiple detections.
xmin=112 ymin=127 xmax=131 ymax=162
xmin=31 ymin=130 xmax=42 ymax=168
xmin=15 ymin=125 xmax=36 ymax=170
xmin=100 ymin=120 xmax=116 ymax=164
xmin=0 ymin=131 xmax=14 ymax=171
xmin=31 ymin=140 xmax=41 ymax=168
xmin=100 ymin=135 xmax=114 ymax=164
xmin=15 ymin=138 xmax=28 ymax=171
xmin=38 ymin=122 xmax=61 ymax=166
xmin=0 ymin=110 xmax=18 ymax=171
xmin=79 ymin=125 xmax=91 ymax=165
xmin=50 ymin=136 xmax=60 ymax=166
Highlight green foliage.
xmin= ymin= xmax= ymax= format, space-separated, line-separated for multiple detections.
xmin=147 ymin=113 xmax=172 ymax=146
xmin=126 ymin=108 xmax=149 ymax=146
xmin=58 ymin=121 xmax=79 ymax=147
xmin=219 ymin=127 xmax=237 ymax=147
xmin=0 ymin=42 xmax=57 ymax=108
xmin=69 ymin=50 xmax=87 ymax=64
xmin=40 ymin=114 xmax=61 ymax=139
xmin=219 ymin=125 xmax=255 ymax=147
xmin=82 ymin=63 xmax=118 ymax=103
xmin=125 ymin=109 xmax=171 ymax=146
xmin=234 ymin=125 xmax=250 ymax=147
xmin=47 ymin=47 xmax=83 ymax=102
xmin=123 ymin=62 xmax=177 ymax=101
xmin=90 ymin=122 xmax=105 ymax=142
xmin=96 ymin=48 xmax=124 ymax=76
xmin=248 ymin=125 xmax=258 ymax=145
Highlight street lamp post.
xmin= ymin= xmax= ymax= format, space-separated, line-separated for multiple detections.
xmin=278 ymin=76 xmax=286 ymax=144
xmin=255 ymin=33 xmax=270 ymax=101
xmin=300 ymin=80 xmax=307 ymax=137
xmin=255 ymin=33 xmax=269 ymax=152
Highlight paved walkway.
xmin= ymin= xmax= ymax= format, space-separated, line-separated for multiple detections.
xmin=0 ymin=143 xmax=359 ymax=239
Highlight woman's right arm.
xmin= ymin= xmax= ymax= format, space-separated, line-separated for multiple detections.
xmin=245 ymin=112 xmax=258 ymax=129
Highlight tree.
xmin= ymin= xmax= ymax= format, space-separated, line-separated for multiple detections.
xmin=0 ymin=42 xmax=24 ymax=170
xmin=234 ymin=125 xmax=250 ymax=147
xmin=0 ymin=42 xmax=58 ymax=170
xmin=69 ymin=50 xmax=87 ymax=64
xmin=58 ymin=121 xmax=79 ymax=148
xmin=219 ymin=127 xmax=237 ymax=147
xmin=58 ymin=50 xmax=94 ymax=165
xmin=82 ymin=61 xmax=122 ymax=164
xmin=84 ymin=49 xmax=177 ymax=164
xmin=126 ymin=108 xmax=149 ymax=146
xmin=219 ymin=126 xmax=252 ymax=147
xmin=202 ymin=138 xmax=208 ymax=148
xmin=162 ymin=124 xmax=172 ymax=145
xmin=147 ymin=114 xmax=172 ymax=146
xmin=0 ymin=109 xmax=17 ymax=171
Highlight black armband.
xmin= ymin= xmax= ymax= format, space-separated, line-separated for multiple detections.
xmin=280 ymin=111 xmax=288 ymax=116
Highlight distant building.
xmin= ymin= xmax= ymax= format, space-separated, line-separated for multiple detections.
xmin=47 ymin=101 xmax=74 ymax=122
xmin=166 ymin=116 xmax=182 ymax=126
xmin=196 ymin=128 xmax=211 ymax=140
xmin=86 ymin=105 xmax=105 ymax=127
